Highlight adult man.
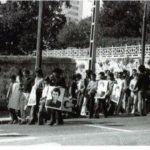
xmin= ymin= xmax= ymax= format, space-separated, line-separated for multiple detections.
xmin=19 ymin=69 xmax=33 ymax=124
xmin=134 ymin=65 xmax=150 ymax=116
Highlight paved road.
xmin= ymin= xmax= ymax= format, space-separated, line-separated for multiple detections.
xmin=0 ymin=114 xmax=150 ymax=146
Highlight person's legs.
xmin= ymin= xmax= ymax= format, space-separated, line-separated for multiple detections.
xmin=9 ymin=108 xmax=18 ymax=123
xmin=132 ymin=93 xmax=138 ymax=114
xmin=57 ymin=111 xmax=63 ymax=125
xmin=29 ymin=105 xmax=38 ymax=124
xmin=94 ymin=99 xmax=100 ymax=118
xmin=49 ymin=109 xmax=56 ymax=125
xmin=20 ymin=94 xmax=26 ymax=123
xmin=89 ymin=93 xmax=95 ymax=118
xmin=38 ymin=101 xmax=46 ymax=125
xmin=102 ymin=99 xmax=108 ymax=118
xmin=9 ymin=108 xmax=15 ymax=123
xmin=138 ymin=91 xmax=143 ymax=115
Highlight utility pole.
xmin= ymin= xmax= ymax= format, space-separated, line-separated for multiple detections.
xmin=89 ymin=0 xmax=100 ymax=72
xmin=141 ymin=1 xmax=147 ymax=65
xmin=35 ymin=1 xmax=43 ymax=69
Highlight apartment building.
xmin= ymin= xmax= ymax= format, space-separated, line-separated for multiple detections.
xmin=62 ymin=0 xmax=83 ymax=23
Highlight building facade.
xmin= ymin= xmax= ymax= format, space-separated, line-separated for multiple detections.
xmin=62 ymin=0 xmax=83 ymax=23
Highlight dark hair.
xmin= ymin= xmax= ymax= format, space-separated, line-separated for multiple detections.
xmin=10 ymin=75 xmax=16 ymax=81
xmin=108 ymin=72 xmax=114 ymax=80
xmin=52 ymin=88 xmax=61 ymax=96
xmin=17 ymin=69 xmax=23 ymax=77
xmin=35 ymin=68 xmax=43 ymax=77
xmin=86 ymin=70 xmax=93 ymax=75
xmin=99 ymin=72 xmax=105 ymax=77
xmin=138 ymin=65 xmax=145 ymax=73
xmin=23 ymin=69 xmax=30 ymax=75
xmin=44 ymin=76 xmax=50 ymax=83
xmin=76 ymin=73 xmax=82 ymax=80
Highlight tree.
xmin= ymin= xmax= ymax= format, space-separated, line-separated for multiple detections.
xmin=57 ymin=1 xmax=145 ymax=49
xmin=0 ymin=1 xmax=69 ymax=54
xmin=57 ymin=18 xmax=91 ymax=48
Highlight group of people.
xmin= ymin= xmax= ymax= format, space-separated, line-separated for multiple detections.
xmin=6 ymin=68 xmax=65 ymax=126
xmin=6 ymin=64 xmax=150 ymax=126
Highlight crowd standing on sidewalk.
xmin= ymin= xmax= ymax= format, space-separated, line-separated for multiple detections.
xmin=5 ymin=64 xmax=150 ymax=126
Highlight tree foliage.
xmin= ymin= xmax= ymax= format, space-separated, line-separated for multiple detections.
xmin=99 ymin=1 xmax=143 ymax=38
xmin=0 ymin=1 xmax=69 ymax=54
xmin=57 ymin=1 xmax=146 ymax=48
xmin=57 ymin=18 xmax=91 ymax=48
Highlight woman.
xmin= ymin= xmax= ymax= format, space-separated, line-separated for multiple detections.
xmin=28 ymin=68 xmax=44 ymax=125
xmin=7 ymin=75 xmax=21 ymax=124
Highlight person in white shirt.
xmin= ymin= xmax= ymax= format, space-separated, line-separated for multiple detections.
xmin=28 ymin=68 xmax=44 ymax=125
xmin=129 ymin=73 xmax=138 ymax=114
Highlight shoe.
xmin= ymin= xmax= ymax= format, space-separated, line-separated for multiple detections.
xmin=54 ymin=122 xmax=63 ymax=126
xmin=19 ymin=121 xmax=26 ymax=125
xmin=48 ymin=121 xmax=55 ymax=126
xmin=38 ymin=121 xmax=44 ymax=125
xmin=142 ymin=113 xmax=147 ymax=116
xmin=13 ymin=120 xmax=18 ymax=124
xmin=9 ymin=120 xmax=14 ymax=124
xmin=28 ymin=120 xmax=36 ymax=125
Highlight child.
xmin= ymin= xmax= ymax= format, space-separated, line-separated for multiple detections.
xmin=6 ymin=75 xmax=21 ymax=124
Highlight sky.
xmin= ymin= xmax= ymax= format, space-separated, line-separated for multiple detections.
xmin=82 ymin=0 xmax=93 ymax=18
xmin=82 ymin=0 xmax=103 ymax=19
xmin=0 ymin=0 xmax=102 ymax=19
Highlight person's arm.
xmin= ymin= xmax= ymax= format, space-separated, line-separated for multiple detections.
xmin=6 ymin=83 xmax=12 ymax=102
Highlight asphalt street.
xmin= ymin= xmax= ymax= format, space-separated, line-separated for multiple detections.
xmin=0 ymin=114 xmax=150 ymax=146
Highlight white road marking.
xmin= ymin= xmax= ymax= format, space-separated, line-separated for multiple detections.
xmin=0 ymin=137 xmax=38 ymax=143
xmin=0 ymin=133 xmax=21 ymax=136
xmin=85 ymin=124 xmax=133 ymax=133
xmin=26 ymin=143 xmax=61 ymax=146
xmin=133 ymin=129 xmax=150 ymax=132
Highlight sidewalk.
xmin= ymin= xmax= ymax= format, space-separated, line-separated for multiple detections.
xmin=0 ymin=111 xmax=11 ymax=124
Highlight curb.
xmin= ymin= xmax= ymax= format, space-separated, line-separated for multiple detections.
xmin=0 ymin=118 xmax=11 ymax=124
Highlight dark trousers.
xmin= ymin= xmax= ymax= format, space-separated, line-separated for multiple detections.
xmin=50 ymin=109 xmax=63 ymax=125
xmin=30 ymin=89 xmax=42 ymax=123
xmin=87 ymin=93 xmax=95 ymax=118
xmin=95 ymin=98 xmax=108 ymax=118
xmin=38 ymin=101 xmax=50 ymax=125
xmin=9 ymin=108 xmax=18 ymax=121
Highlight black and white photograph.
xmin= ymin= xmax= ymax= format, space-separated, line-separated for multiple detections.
xmin=0 ymin=0 xmax=150 ymax=148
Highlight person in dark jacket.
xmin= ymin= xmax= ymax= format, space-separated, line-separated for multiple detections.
xmin=134 ymin=65 xmax=150 ymax=116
